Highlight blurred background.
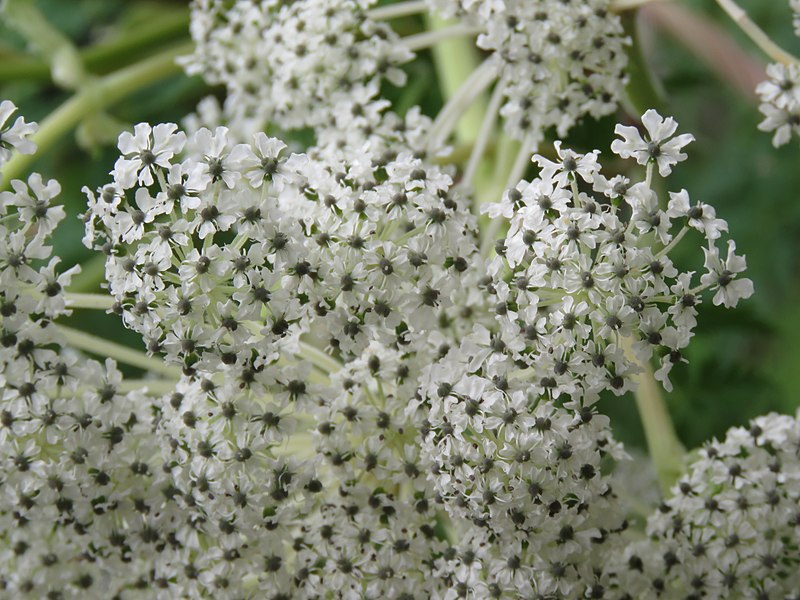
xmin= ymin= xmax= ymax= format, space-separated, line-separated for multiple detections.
xmin=1 ymin=0 xmax=798 ymax=453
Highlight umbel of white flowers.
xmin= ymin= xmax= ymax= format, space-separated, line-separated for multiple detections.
xmin=0 ymin=88 xmax=776 ymax=599
xmin=606 ymin=411 xmax=800 ymax=599
xmin=183 ymin=0 xmax=629 ymax=149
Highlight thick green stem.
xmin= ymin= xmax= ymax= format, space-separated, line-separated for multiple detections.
xmin=0 ymin=10 xmax=190 ymax=81
xmin=57 ymin=324 xmax=182 ymax=378
xmin=0 ymin=43 xmax=192 ymax=189
xmin=65 ymin=292 xmax=115 ymax=311
xmin=118 ymin=379 xmax=178 ymax=395
xmin=66 ymin=254 xmax=108 ymax=293
xmin=424 ymin=14 xmax=486 ymax=146
xmin=621 ymin=336 xmax=685 ymax=493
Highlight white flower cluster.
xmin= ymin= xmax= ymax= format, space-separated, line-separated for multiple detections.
xmin=757 ymin=62 xmax=800 ymax=147
xmin=0 ymin=173 xmax=172 ymax=597
xmin=479 ymin=109 xmax=751 ymax=401
xmin=0 ymin=100 xmax=37 ymax=175
xmin=606 ymin=411 xmax=800 ymax=599
xmin=83 ymin=105 xmax=485 ymax=371
xmin=182 ymin=0 xmax=413 ymax=129
xmin=152 ymin=351 xmax=450 ymax=599
xmin=0 ymin=86 xmax=764 ymax=598
xmin=427 ymin=0 xmax=629 ymax=147
xmin=418 ymin=357 xmax=630 ymax=598
xmin=77 ymin=98 xmax=636 ymax=597
xmin=0 ymin=170 xmax=445 ymax=598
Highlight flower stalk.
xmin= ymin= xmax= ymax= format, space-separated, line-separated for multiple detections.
xmin=425 ymin=14 xmax=490 ymax=148
xmin=622 ymin=336 xmax=686 ymax=492
xmin=715 ymin=0 xmax=799 ymax=65
xmin=1 ymin=43 xmax=192 ymax=189
xmin=57 ymin=324 xmax=182 ymax=378
xmin=65 ymin=292 xmax=116 ymax=311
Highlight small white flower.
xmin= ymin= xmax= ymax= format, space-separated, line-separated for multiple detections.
xmin=701 ymin=240 xmax=754 ymax=308
xmin=113 ymin=122 xmax=187 ymax=188
xmin=667 ymin=189 xmax=728 ymax=241
xmin=756 ymin=62 xmax=800 ymax=110
xmin=611 ymin=109 xmax=694 ymax=176
xmin=0 ymin=99 xmax=37 ymax=165
xmin=757 ymin=98 xmax=800 ymax=147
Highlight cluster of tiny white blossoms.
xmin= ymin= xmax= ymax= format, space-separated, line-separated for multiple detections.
xmin=426 ymin=0 xmax=629 ymax=148
xmin=82 ymin=102 xmax=486 ymax=372
xmin=1 ymin=80 xmax=768 ymax=596
xmin=480 ymin=109 xmax=752 ymax=401
xmin=182 ymin=0 xmax=413 ymax=129
xmin=77 ymin=91 xmax=638 ymax=596
xmin=755 ymin=1 xmax=800 ymax=147
xmin=2 ymin=0 xmax=799 ymax=594
xmin=605 ymin=411 xmax=800 ymax=599
xmin=417 ymin=355 xmax=630 ymax=597
xmin=0 ymin=152 xmax=176 ymax=596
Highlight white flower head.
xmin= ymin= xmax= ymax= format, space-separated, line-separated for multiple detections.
xmin=428 ymin=0 xmax=629 ymax=150
xmin=667 ymin=189 xmax=728 ymax=241
xmin=0 ymin=99 xmax=38 ymax=167
xmin=609 ymin=411 xmax=800 ymax=598
xmin=113 ymin=122 xmax=187 ymax=188
xmin=611 ymin=109 xmax=695 ymax=176
xmin=701 ymin=239 xmax=754 ymax=308
xmin=182 ymin=0 xmax=413 ymax=129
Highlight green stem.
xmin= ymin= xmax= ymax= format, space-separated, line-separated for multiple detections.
xmin=621 ymin=336 xmax=685 ymax=493
xmin=118 ymin=379 xmax=178 ymax=395
xmin=66 ymin=254 xmax=108 ymax=293
xmin=715 ymin=0 xmax=800 ymax=65
xmin=0 ymin=42 xmax=193 ymax=189
xmin=57 ymin=324 xmax=182 ymax=378
xmin=299 ymin=341 xmax=342 ymax=375
xmin=367 ymin=1 xmax=428 ymax=20
xmin=0 ymin=11 xmax=190 ymax=81
xmin=402 ymin=24 xmax=482 ymax=52
xmin=656 ymin=225 xmax=689 ymax=258
xmin=424 ymin=14 xmax=487 ymax=146
xmin=64 ymin=292 xmax=115 ymax=311
xmin=611 ymin=0 xmax=668 ymax=11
